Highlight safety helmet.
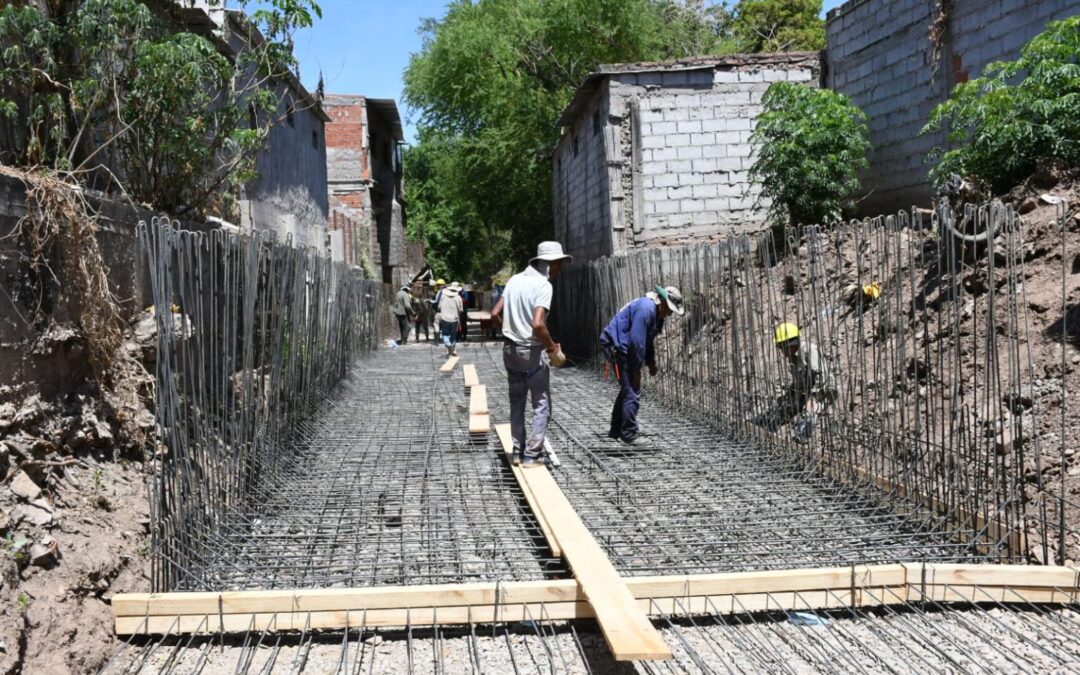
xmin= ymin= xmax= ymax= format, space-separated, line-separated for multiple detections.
xmin=862 ymin=283 xmax=881 ymax=301
xmin=774 ymin=322 xmax=800 ymax=345
xmin=435 ymin=278 xmax=446 ymax=286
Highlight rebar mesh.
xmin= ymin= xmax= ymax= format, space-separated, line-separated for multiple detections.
xmin=140 ymin=219 xmax=387 ymax=591
xmin=551 ymin=201 xmax=1077 ymax=565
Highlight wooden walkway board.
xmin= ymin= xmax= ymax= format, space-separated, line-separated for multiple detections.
xmin=469 ymin=385 xmax=488 ymax=415
xmin=514 ymin=456 xmax=672 ymax=660
xmin=113 ymin=562 xmax=1080 ymax=636
xmin=463 ymin=364 xmax=479 ymax=388
xmin=495 ymin=424 xmax=562 ymax=558
xmin=439 ymin=356 xmax=459 ymax=373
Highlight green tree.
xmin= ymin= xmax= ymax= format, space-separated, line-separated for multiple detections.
xmin=749 ymin=82 xmax=870 ymax=227
xmin=0 ymin=0 xmax=320 ymax=217
xmin=731 ymin=0 xmax=825 ymax=53
xmin=403 ymin=0 xmax=730 ymax=279
xmin=922 ymin=16 xmax=1080 ymax=194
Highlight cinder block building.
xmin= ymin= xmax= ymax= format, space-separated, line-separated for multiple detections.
xmin=552 ymin=53 xmax=822 ymax=262
xmin=826 ymin=0 xmax=1080 ymax=214
xmin=324 ymin=95 xmax=421 ymax=285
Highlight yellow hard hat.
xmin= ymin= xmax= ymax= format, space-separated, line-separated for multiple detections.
xmin=774 ymin=322 xmax=800 ymax=344
xmin=862 ymin=282 xmax=881 ymax=301
xmin=435 ymin=278 xmax=446 ymax=286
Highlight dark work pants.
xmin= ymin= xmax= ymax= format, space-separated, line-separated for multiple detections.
xmin=608 ymin=357 xmax=641 ymax=441
xmin=396 ymin=314 xmax=410 ymax=344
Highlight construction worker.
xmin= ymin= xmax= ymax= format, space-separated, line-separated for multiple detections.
xmin=392 ymin=285 xmax=415 ymax=345
xmin=412 ymin=285 xmax=431 ymax=342
xmin=771 ymin=322 xmax=837 ymax=443
xmin=490 ymin=242 xmax=570 ymax=466
xmin=599 ymin=286 xmax=684 ymax=445
xmin=437 ymin=282 xmax=464 ymax=357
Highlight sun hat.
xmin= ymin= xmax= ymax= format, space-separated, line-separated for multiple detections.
xmin=654 ymin=285 xmax=685 ymax=316
xmin=530 ymin=241 xmax=573 ymax=264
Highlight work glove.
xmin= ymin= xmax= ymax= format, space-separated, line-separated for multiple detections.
xmin=548 ymin=344 xmax=567 ymax=368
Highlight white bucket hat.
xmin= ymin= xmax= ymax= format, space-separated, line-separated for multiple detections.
xmin=531 ymin=241 xmax=573 ymax=264
xmin=655 ymin=285 xmax=685 ymax=316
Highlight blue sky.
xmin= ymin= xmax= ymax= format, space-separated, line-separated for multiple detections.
xmin=294 ymin=0 xmax=848 ymax=144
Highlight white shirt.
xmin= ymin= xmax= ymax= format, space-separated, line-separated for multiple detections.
xmin=501 ymin=265 xmax=552 ymax=347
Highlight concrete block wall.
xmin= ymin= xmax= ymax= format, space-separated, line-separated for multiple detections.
xmin=622 ymin=59 xmax=820 ymax=246
xmin=553 ymin=84 xmax=613 ymax=262
xmin=827 ymin=0 xmax=1080 ymax=214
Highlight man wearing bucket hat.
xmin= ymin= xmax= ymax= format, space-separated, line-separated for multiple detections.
xmin=437 ymin=282 xmax=464 ymax=357
xmin=599 ymin=285 xmax=684 ymax=445
xmin=490 ymin=241 xmax=571 ymax=466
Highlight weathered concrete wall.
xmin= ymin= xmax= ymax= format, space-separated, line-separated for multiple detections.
xmin=554 ymin=53 xmax=821 ymax=262
xmin=827 ymin=0 xmax=1080 ymax=213
xmin=242 ymin=85 xmax=330 ymax=250
xmin=0 ymin=174 xmax=158 ymax=398
xmin=553 ymin=84 xmax=613 ymax=262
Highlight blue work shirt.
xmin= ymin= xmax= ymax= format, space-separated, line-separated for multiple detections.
xmin=599 ymin=297 xmax=664 ymax=371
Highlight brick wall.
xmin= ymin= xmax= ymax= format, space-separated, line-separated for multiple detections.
xmin=827 ymin=0 xmax=1080 ymax=214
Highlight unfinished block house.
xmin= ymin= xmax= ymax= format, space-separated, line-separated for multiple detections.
xmin=552 ymin=53 xmax=822 ymax=263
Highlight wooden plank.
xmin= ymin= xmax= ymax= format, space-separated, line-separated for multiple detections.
xmin=468 ymin=414 xmax=490 ymax=435
xmin=469 ymin=385 xmax=488 ymax=415
xmin=920 ymin=563 xmax=1080 ymax=588
xmin=516 ymin=461 xmax=671 ymax=660
xmin=495 ymin=424 xmax=562 ymax=558
xmin=439 ymin=356 xmax=459 ymax=373
xmin=113 ymin=579 xmax=581 ymax=618
xmin=463 ymin=364 xmax=479 ymax=388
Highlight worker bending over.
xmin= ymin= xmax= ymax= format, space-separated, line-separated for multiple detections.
xmin=770 ymin=322 xmax=837 ymax=443
xmin=599 ymin=286 xmax=684 ymax=445
xmin=490 ymin=242 xmax=570 ymax=466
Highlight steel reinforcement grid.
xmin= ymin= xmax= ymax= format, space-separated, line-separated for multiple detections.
xmin=139 ymin=219 xmax=389 ymax=591
xmin=552 ymin=201 xmax=1077 ymax=567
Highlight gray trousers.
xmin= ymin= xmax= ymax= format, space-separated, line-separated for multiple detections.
xmin=502 ymin=341 xmax=550 ymax=459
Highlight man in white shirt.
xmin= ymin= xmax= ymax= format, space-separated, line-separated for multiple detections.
xmin=490 ymin=242 xmax=570 ymax=466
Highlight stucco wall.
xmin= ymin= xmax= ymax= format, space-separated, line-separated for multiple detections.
xmin=243 ymin=84 xmax=330 ymax=250
xmin=826 ymin=0 xmax=1080 ymax=213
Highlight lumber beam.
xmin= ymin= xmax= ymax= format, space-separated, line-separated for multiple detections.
xmin=468 ymin=385 xmax=490 ymax=436
xmin=439 ymin=356 xmax=459 ymax=373
xmin=495 ymin=424 xmax=562 ymax=558
xmin=113 ymin=563 xmax=1080 ymax=637
xmin=463 ymin=364 xmax=479 ymax=388
xmin=510 ymin=453 xmax=672 ymax=660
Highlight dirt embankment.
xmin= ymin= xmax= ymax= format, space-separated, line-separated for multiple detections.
xmin=1 ymin=317 xmax=157 ymax=674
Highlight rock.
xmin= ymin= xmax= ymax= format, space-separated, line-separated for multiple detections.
xmin=20 ymin=502 xmax=53 ymax=527
xmin=363 ymin=635 xmax=383 ymax=646
xmin=10 ymin=471 xmax=42 ymax=502
xmin=1003 ymin=386 xmax=1034 ymax=412
xmin=1018 ymin=197 xmax=1038 ymax=214
xmin=29 ymin=536 xmax=57 ymax=568
xmin=1040 ymin=193 xmax=1063 ymax=205
xmin=0 ymin=508 xmax=9 ymax=534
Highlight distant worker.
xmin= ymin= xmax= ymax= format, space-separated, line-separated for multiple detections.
xmin=770 ymin=322 xmax=837 ymax=443
xmin=490 ymin=242 xmax=570 ymax=466
xmin=392 ymin=285 xmax=415 ymax=345
xmin=437 ymin=282 xmax=464 ymax=357
xmin=412 ymin=285 xmax=431 ymax=343
xmin=599 ymin=286 xmax=684 ymax=445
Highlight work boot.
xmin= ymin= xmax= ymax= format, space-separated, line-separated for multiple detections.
xmin=621 ymin=436 xmax=642 ymax=446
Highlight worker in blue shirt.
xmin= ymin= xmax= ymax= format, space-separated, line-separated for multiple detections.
xmin=599 ymin=286 xmax=684 ymax=445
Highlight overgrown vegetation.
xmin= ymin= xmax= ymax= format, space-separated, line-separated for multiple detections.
xmin=748 ymin=82 xmax=870 ymax=228
xmin=0 ymin=0 xmax=321 ymax=218
xmin=923 ymin=16 xmax=1080 ymax=194
xmin=404 ymin=0 xmax=826 ymax=280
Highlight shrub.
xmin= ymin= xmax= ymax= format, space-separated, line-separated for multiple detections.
xmin=749 ymin=82 xmax=871 ymax=227
xmin=923 ymin=16 xmax=1080 ymax=194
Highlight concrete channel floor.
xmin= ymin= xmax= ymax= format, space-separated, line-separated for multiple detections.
xmin=104 ymin=340 xmax=1080 ymax=674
